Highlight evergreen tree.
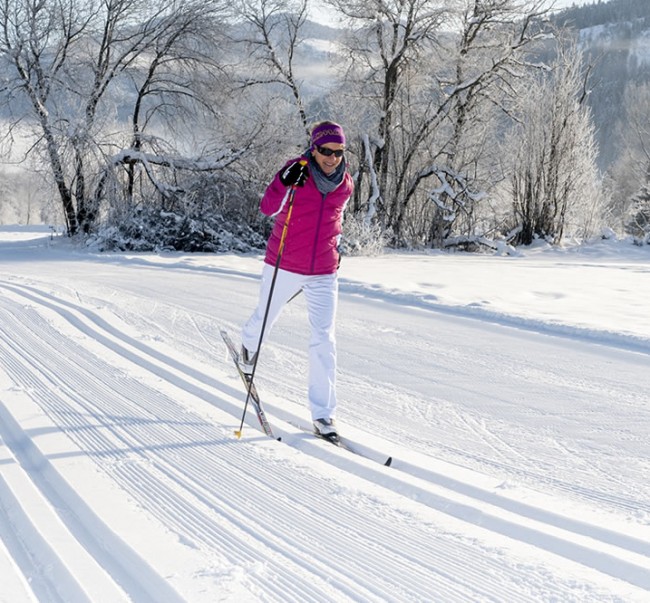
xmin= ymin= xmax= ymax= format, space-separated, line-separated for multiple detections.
xmin=625 ymin=167 xmax=650 ymax=243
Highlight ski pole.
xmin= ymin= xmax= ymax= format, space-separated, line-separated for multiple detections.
xmin=235 ymin=161 xmax=306 ymax=438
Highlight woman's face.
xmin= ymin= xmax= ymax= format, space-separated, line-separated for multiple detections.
xmin=311 ymin=143 xmax=345 ymax=175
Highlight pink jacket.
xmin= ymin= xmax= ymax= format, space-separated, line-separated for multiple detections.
xmin=261 ymin=157 xmax=354 ymax=275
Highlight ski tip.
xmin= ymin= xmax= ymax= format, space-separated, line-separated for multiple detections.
xmin=384 ymin=457 xmax=393 ymax=467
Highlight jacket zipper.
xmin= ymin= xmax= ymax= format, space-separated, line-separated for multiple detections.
xmin=310 ymin=193 xmax=327 ymax=273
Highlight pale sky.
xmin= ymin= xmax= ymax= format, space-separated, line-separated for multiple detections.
xmin=310 ymin=1 xmax=592 ymax=27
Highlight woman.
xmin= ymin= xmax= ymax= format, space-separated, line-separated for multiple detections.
xmin=240 ymin=121 xmax=354 ymax=440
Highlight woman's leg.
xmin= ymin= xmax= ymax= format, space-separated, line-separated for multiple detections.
xmin=302 ymin=273 xmax=338 ymax=421
xmin=241 ymin=265 xmax=304 ymax=353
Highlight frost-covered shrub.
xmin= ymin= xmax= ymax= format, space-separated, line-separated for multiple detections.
xmin=624 ymin=182 xmax=650 ymax=245
xmin=340 ymin=214 xmax=386 ymax=256
xmin=88 ymin=206 xmax=266 ymax=252
xmin=87 ymin=165 xmax=270 ymax=253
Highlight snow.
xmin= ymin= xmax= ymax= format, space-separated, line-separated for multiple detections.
xmin=0 ymin=224 xmax=649 ymax=602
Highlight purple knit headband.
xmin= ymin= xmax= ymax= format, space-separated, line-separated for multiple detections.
xmin=311 ymin=122 xmax=346 ymax=147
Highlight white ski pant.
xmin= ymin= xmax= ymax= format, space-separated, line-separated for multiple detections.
xmin=241 ymin=264 xmax=338 ymax=421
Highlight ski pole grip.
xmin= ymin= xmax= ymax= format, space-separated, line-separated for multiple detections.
xmin=290 ymin=159 xmax=308 ymax=189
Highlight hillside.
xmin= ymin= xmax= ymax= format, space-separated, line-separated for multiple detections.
xmin=553 ymin=0 xmax=650 ymax=169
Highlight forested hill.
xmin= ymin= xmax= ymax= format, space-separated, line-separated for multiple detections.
xmin=554 ymin=0 xmax=650 ymax=30
xmin=555 ymin=0 xmax=650 ymax=171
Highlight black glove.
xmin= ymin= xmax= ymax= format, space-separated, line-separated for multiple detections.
xmin=279 ymin=161 xmax=309 ymax=187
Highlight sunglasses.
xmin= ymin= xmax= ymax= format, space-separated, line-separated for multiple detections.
xmin=316 ymin=145 xmax=344 ymax=158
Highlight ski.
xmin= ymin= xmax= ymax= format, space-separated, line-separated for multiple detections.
xmin=221 ymin=329 xmax=391 ymax=466
xmin=220 ymin=329 xmax=276 ymax=439
xmin=314 ymin=432 xmax=393 ymax=467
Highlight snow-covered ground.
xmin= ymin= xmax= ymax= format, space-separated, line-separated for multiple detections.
xmin=1 ymin=225 xmax=649 ymax=602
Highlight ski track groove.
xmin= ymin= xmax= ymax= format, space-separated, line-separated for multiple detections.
xmin=0 ymin=307 xmax=319 ymax=601
xmin=0 ymin=468 xmax=82 ymax=603
xmin=0 ymin=288 xmax=484 ymax=601
xmin=1 ymin=282 xmax=649 ymax=600
xmin=447 ymin=446 xmax=650 ymax=518
xmin=0 ymin=302 xmax=374 ymax=601
xmin=0 ymin=525 xmax=40 ymax=603
xmin=436 ymin=404 xmax=650 ymax=518
xmin=5 ymin=286 xmax=648 ymax=584
xmin=25 ymin=292 xmax=528 ymax=597
xmin=347 ymin=368 xmax=650 ymax=520
xmin=5 ymin=340 xmax=475 ymax=601
xmin=459 ymin=412 xmax=528 ymax=464
xmin=0 ymin=394 xmax=183 ymax=603
xmin=0 ymin=292 xmax=488 ymax=602
xmin=350 ymin=374 xmax=650 ymax=528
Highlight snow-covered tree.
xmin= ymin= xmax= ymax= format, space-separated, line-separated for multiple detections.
xmin=507 ymin=39 xmax=603 ymax=245
xmin=324 ymin=0 xmax=448 ymax=239
xmin=0 ymin=0 xmax=230 ymax=235
xmin=415 ymin=0 xmax=553 ymax=248
xmin=325 ymin=0 xmax=553 ymax=247
xmin=607 ymin=82 xmax=650 ymax=232
xmin=230 ymin=0 xmax=312 ymax=144
xmin=625 ymin=166 xmax=650 ymax=244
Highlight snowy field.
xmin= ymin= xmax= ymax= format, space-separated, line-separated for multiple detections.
xmin=0 ymin=224 xmax=649 ymax=602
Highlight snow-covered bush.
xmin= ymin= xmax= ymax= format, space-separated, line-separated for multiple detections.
xmin=624 ymin=175 xmax=650 ymax=245
xmin=88 ymin=206 xmax=267 ymax=253
xmin=340 ymin=214 xmax=386 ymax=256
